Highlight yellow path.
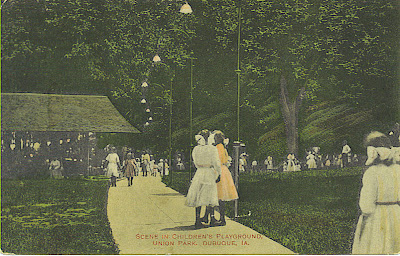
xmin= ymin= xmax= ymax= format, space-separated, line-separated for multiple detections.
xmin=107 ymin=175 xmax=294 ymax=255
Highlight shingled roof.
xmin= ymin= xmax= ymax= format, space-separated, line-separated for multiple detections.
xmin=1 ymin=93 xmax=140 ymax=133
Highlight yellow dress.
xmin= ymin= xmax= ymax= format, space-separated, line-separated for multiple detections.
xmin=216 ymin=144 xmax=239 ymax=201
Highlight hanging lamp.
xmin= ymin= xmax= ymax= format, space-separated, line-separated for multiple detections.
xmin=180 ymin=2 xmax=193 ymax=13
xmin=153 ymin=54 xmax=161 ymax=63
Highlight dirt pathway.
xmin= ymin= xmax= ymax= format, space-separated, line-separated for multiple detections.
xmin=107 ymin=175 xmax=294 ymax=254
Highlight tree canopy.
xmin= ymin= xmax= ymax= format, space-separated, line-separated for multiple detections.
xmin=2 ymin=0 xmax=399 ymax=161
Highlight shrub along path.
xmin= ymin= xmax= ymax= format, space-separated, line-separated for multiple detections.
xmin=107 ymin=175 xmax=294 ymax=254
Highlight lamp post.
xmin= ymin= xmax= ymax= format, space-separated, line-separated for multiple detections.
xmin=180 ymin=2 xmax=194 ymax=181
xmin=189 ymin=58 xmax=194 ymax=180
xmin=236 ymin=2 xmax=242 ymax=142
xmin=169 ymin=78 xmax=173 ymax=183
xmin=234 ymin=0 xmax=243 ymax=219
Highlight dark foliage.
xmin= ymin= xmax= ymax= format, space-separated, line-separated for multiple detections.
xmin=1 ymin=176 xmax=119 ymax=254
xmin=163 ymin=168 xmax=364 ymax=254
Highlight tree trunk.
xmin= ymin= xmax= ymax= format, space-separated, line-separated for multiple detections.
xmin=279 ymin=75 xmax=306 ymax=157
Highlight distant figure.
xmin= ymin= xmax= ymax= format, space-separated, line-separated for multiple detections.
xmin=306 ymin=151 xmax=317 ymax=169
xmin=251 ymin=160 xmax=258 ymax=173
xmin=294 ymin=159 xmax=301 ymax=171
xmin=158 ymin=159 xmax=165 ymax=176
xmin=124 ymin=153 xmax=136 ymax=187
xmin=150 ymin=157 xmax=157 ymax=177
xmin=141 ymin=152 xmax=150 ymax=176
xmin=264 ymin=158 xmax=269 ymax=170
xmin=352 ymin=154 xmax=359 ymax=166
xmin=282 ymin=161 xmax=288 ymax=172
xmin=105 ymin=147 xmax=121 ymax=187
xmin=337 ymin=154 xmax=343 ymax=168
xmin=135 ymin=158 xmax=141 ymax=176
xmin=352 ymin=131 xmax=400 ymax=254
xmin=265 ymin=156 xmax=273 ymax=171
xmin=239 ymin=157 xmax=245 ymax=173
xmin=287 ymin=154 xmax=295 ymax=172
xmin=325 ymin=155 xmax=331 ymax=169
xmin=227 ymin=156 xmax=232 ymax=168
xmin=388 ymin=122 xmax=400 ymax=147
xmin=163 ymin=159 xmax=169 ymax=176
xmin=49 ymin=157 xmax=63 ymax=179
xmin=176 ymin=155 xmax=184 ymax=171
xmin=342 ymin=140 xmax=351 ymax=168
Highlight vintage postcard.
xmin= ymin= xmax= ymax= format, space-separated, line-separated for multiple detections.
xmin=1 ymin=0 xmax=399 ymax=255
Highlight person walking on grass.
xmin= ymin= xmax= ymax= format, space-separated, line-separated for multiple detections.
xmin=287 ymin=154 xmax=295 ymax=172
xmin=124 ymin=153 xmax=136 ymax=187
xmin=352 ymin=131 xmax=400 ymax=254
xmin=251 ymin=160 xmax=258 ymax=173
xmin=105 ymin=147 xmax=121 ymax=187
xmin=342 ymin=140 xmax=352 ymax=168
xmin=306 ymin=151 xmax=317 ymax=170
xmin=201 ymin=130 xmax=238 ymax=227
xmin=49 ymin=157 xmax=63 ymax=179
xmin=185 ymin=130 xmax=222 ymax=229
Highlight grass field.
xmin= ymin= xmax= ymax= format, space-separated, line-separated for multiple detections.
xmin=1 ymin=176 xmax=119 ymax=254
xmin=163 ymin=167 xmax=365 ymax=255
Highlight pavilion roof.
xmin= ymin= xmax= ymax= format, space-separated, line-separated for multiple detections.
xmin=1 ymin=93 xmax=140 ymax=133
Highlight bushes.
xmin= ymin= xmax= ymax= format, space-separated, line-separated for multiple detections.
xmin=1 ymin=177 xmax=119 ymax=254
xmin=163 ymin=167 xmax=363 ymax=254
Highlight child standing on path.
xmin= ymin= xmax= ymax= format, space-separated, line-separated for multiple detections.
xmin=105 ymin=147 xmax=121 ymax=187
xmin=185 ymin=130 xmax=222 ymax=229
xmin=213 ymin=130 xmax=238 ymax=226
xmin=124 ymin=153 xmax=136 ymax=186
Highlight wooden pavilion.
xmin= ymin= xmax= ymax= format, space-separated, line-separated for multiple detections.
xmin=1 ymin=93 xmax=140 ymax=178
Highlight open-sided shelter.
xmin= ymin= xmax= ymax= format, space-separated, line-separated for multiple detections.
xmin=1 ymin=93 xmax=140 ymax=178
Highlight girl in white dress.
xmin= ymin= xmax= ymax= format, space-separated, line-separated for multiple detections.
xmin=352 ymin=131 xmax=400 ymax=254
xmin=185 ymin=130 xmax=222 ymax=229
xmin=287 ymin=154 xmax=295 ymax=172
xmin=105 ymin=147 xmax=121 ymax=187
xmin=306 ymin=151 xmax=317 ymax=169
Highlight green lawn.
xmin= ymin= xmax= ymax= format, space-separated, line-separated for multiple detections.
xmin=163 ymin=167 xmax=364 ymax=254
xmin=1 ymin=176 xmax=119 ymax=254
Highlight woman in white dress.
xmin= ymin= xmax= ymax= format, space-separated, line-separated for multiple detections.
xmin=306 ymin=151 xmax=317 ymax=169
xmin=352 ymin=131 xmax=400 ymax=254
xmin=185 ymin=130 xmax=222 ymax=229
xmin=287 ymin=154 xmax=295 ymax=172
xmin=105 ymin=147 xmax=121 ymax=187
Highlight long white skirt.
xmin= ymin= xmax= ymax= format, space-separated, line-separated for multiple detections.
xmin=107 ymin=163 xmax=119 ymax=177
xmin=352 ymin=205 xmax=400 ymax=254
xmin=185 ymin=167 xmax=219 ymax=208
xmin=307 ymin=159 xmax=317 ymax=169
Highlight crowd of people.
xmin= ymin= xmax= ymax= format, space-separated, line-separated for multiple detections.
xmin=103 ymin=146 xmax=170 ymax=187
xmin=239 ymin=140 xmax=364 ymax=173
